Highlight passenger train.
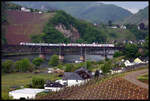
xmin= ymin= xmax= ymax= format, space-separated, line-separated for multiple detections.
xmin=20 ymin=42 xmax=114 ymax=47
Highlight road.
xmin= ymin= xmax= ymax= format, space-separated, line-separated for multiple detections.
xmin=122 ymin=68 xmax=148 ymax=89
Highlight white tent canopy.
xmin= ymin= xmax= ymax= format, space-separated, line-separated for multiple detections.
xmin=9 ymin=88 xmax=45 ymax=99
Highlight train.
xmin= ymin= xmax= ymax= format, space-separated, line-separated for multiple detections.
xmin=20 ymin=42 xmax=114 ymax=47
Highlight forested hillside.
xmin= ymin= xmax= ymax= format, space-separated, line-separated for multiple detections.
xmin=31 ymin=10 xmax=107 ymax=43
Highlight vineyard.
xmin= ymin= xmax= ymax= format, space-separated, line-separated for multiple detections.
xmin=36 ymin=76 xmax=148 ymax=100
xmin=5 ymin=10 xmax=55 ymax=45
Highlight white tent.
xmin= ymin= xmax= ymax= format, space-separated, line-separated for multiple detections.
xmin=9 ymin=88 xmax=45 ymax=99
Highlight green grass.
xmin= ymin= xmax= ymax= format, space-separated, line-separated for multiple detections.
xmin=137 ymin=73 xmax=148 ymax=84
xmin=1 ymin=72 xmax=61 ymax=100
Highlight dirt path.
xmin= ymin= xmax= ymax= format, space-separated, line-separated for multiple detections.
xmin=122 ymin=69 xmax=148 ymax=89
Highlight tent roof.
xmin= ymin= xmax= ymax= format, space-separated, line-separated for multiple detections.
xmin=9 ymin=88 xmax=45 ymax=94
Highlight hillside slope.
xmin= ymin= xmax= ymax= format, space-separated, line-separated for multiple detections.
xmin=5 ymin=10 xmax=55 ymax=44
xmin=116 ymin=6 xmax=148 ymax=25
xmin=12 ymin=2 xmax=132 ymax=24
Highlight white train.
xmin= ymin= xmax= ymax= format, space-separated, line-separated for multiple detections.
xmin=20 ymin=42 xmax=114 ymax=47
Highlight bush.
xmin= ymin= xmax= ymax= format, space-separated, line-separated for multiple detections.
xmin=65 ymin=64 xmax=74 ymax=72
xmin=15 ymin=58 xmax=32 ymax=72
xmin=32 ymin=77 xmax=45 ymax=89
xmin=85 ymin=61 xmax=92 ymax=70
xmin=2 ymin=60 xmax=14 ymax=73
xmin=32 ymin=57 xmax=44 ymax=66
xmin=113 ymin=51 xmax=123 ymax=58
xmin=48 ymin=55 xmax=59 ymax=67
xmin=101 ymin=61 xmax=112 ymax=74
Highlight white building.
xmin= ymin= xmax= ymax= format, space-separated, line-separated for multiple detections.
xmin=124 ymin=60 xmax=135 ymax=67
xmin=120 ymin=25 xmax=126 ymax=29
xmin=111 ymin=26 xmax=117 ymax=29
xmin=21 ymin=7 xmax=30 ymax=12
xmin=9 ymin=88 xmax=45 ymax=99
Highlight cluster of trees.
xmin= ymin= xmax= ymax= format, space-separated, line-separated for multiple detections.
xmin=2 ymin=58 xmax=35 ymax=73
xmin=31 ymin=10 xmax=107 ymax=43
xmin=113 ymin=35 xmax=149 ymax=59
xmin=2 ymin=57 xmax=45 ymax=73
xmin=125 ymin=24 xmax=148 ymax=40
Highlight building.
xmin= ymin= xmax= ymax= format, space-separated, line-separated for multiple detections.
xmin=21 ymin=7 xmax=30 ymax=12
xmin=9 ymin=88 xmax=45 ymax=99
xmin=111 ymin=26 xmax=117 ymax=29
xmin=120 ymin=25 xmax=126 ymax=29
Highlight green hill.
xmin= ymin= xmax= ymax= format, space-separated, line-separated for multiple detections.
xmin=116 ymin=6 xmax=148 ymax=25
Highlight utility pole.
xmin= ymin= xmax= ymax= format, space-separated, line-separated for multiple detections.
xmin=85 ymin=47 xmax=87 ymax=69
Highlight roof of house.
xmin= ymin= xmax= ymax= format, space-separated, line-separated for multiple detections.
xmin=74 ymin=67 xmax=93 ymax=79
xmin=134 ymin=58 xmax=143 ymax=63
xmin=63 ymin=72 xmax=83 ymax=80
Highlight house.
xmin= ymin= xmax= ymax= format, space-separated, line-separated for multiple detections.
xmin=111 ymin=26 xmax=117 ymax=29
xmin=134 ymin=58 xmax=144 ymax=64
xmin=120 ymin=25 xmax=126 ymax=29
xmin=21 ymin=7 xmax=30 ymax=12
xmin=62 ymin=72 xmax=85 ymax=86
xmin=38 ymin=11 xmax=42 ymax=14
xmin=124 ymin=60 xmax=135 ymax=67
xmin=74 ymin=67 xmax=93 ymax=79
xmin=9 ymin=88 xmax=45 ymax=99
xmin=44 ymin=80 xmax=64 ymax=91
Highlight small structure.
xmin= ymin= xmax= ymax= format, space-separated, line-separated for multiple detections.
xmin=111 ymin=26 xmax=117 ymax=29
xmin=120 ymin=25 xmax=126 ymax=29
xmin=9 ymin=88 xmax=45 ymax=99
xmin=21 ymin=7 xmax=30 ymax=12
xmin=44 ymin=80 xmax=64 ymax=91
xmin=38 ymin=11 xmax=42 ymax=14
xmin=111 ymin=67 xmax=123 ymax=74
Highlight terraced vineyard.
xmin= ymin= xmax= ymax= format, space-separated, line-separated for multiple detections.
xmin=36 ymin=76 xmax=148 ymax=100
xmin=5 ymin=10 xmax=55 ymax=44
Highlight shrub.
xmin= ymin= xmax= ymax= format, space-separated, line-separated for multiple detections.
xmin=48 ymin=55 xmax=59 ymax=67
xmin=85 ymin=61 xmax=92 ymax=71
xmin=32 ymin=77 xmax=45 ymax=89
xmin=15 ymin=58 xmax=32 ymax=72
xmin=65 ymin=64 xmax=73 ymax=72
xmin=32 ymin=57 xmax=44 ymax=66
xmin=113 ymin=51 xmax=123 ymax=58
xmin=2 ymin=60 xmax=14 ymax=73
xmin=101 ymin=61 xmax=112 ymax=74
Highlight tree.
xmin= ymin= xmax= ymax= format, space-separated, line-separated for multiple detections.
xmin=15 ymin=58 xmax=32 ymax=72
xmin=48 ymin=55 xmax=59 ymax=67
xmin=32 ymin=77 xmax=45 ymax=88
xmin=2 ymin=60 xmax=14 ymax=73
xmin=101 ymin=61 xmax=112 ymax=74
xmin=124 ymin=43 xmax=138 ymax=58
xmin=32 ymin=57 xmax=44 ymax=67
xmin=65 ymin=64 xmax=73 ymax=72
xmin=108 ymin=20 xmax=112 ymax=26
xmin=113 ymin=51 xmax=123 ymax=58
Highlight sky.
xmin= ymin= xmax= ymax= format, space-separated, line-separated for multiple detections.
xmin=99 ymin=1 xmax=149 ymax=14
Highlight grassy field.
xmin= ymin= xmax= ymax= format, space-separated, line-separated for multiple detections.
xmin=137 ymin=73 xmax=148 ymax=84
xmin=1 ymin=71 xmax=61 ymax=100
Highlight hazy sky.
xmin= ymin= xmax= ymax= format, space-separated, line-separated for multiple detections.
xmin=99 ymin=1 xmax=148 ymax=14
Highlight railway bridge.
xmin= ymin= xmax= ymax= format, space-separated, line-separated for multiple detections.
xmin=2 ymin=43 xmax=123 ymax=61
